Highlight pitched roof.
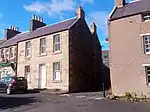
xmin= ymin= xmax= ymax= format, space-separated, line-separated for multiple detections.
xmin=110 ymin=0 xmax=150 ymax=20
xmin=0 ymin=17 xmax=78 ymax=48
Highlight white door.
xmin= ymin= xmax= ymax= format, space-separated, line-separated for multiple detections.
xmin=39 ymin=64 xmax=46 ymax=89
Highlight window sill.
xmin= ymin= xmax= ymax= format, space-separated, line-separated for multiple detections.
xmin=143 ymin=20 xmax=150 ymax=23
xmin=25 ymin=56 xmax=31 ymax=59
xmin=8 ymin=57 xmax=14 ymax=60
xmin=52 ymin=80 xmax=62 ymax=83
xmin=38 ymin=53 xmax=47 ymax=57
xmin=52 ymin=51 xmax=62 ymax=55
xmin=145 ymin=52 xmax=150 ymax=55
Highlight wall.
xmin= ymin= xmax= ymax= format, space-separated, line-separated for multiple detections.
xmin=109 ymin=14 xmax=150 ymax=96
xmin=69 ymin=18 xmax=102 ymax=92
xmin=17 ymin=30 xmax=69 ymax=91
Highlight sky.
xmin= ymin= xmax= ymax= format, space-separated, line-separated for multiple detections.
xmin=0 ymin=0 xmax=134 ymax=50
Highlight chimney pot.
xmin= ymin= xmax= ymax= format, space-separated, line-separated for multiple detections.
xmin=90 ymin=22 xmax=97 ymax=34
xmin=30 ymin=15 xmax=46 ymax=32
xmin=76 ymin=5 xmax=85 ymax=19
xmin=4 ymin=25 xmax=21 ymax=40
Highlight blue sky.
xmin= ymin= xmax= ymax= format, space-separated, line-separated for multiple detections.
xmin=0 ymin=0 xmax=134 ymax=50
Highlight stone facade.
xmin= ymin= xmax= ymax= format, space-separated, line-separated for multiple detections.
xmin=17 ymin=31 xmax=69 ymax=91
xmin=0 ymin=45 xmax=17 ymax=77
xmin=0 ymin=6 xmax=103 ymax=92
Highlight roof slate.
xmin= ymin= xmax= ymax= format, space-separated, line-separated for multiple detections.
xmin=110 ymin=0 xmax=150 ymax=20
xmin=0 ymin=17 xmax=78 ymax=48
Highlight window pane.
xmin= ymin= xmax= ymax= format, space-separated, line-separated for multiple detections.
xmin=40 ymin=38 xmax=46 ymax=54
xmin=25 ymin=41 xmax=31 ymax=56
xmin=55 ymin=44 xmax=60 ymax=51
xmin=40 ymin=38 xmax=46 ymax=46
xmin=41 ymin=46 xmax=46 ymax=53
xmin=53 ymin=62 xmax=60 ymax=70
xmin=53 ymin=62 xmax=61 ymax=80
xmin=54 ymin=35 xmax=60 ymax=43
xmin=148 ymin=76 xmax=150 ymax=83
xmin=9 ymin=47 xmax=13 ymax=58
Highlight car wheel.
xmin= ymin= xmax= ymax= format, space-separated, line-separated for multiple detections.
xmin=6 ymin=87 xmax=11 ymax=95
xmin=23 ymin=88 xmax=27 ymax=94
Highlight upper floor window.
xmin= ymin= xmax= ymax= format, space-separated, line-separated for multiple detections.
xmin=143 ymin=13 xmax=150 ymax=22
xmin=53 ymin=34 xmax=60 ymax=52
xmin=40 ymin=38 xmax=46 ymax=54
xmin=1 ymin=49 xmax=5 ymax=58
xmin=9 ymin=47 xmax=14 ymax=58
xmin=25 ymin=41 xmax=31 ymax=57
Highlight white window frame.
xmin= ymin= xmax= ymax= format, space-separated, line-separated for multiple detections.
xmin=25 ymin=65 xmax=31 ymax=83
xmin=40 ymin=38 xmax=46 ymax=54
xmin=53 ymin=34 xmax=61 ymax=52
xmin=143 ymin=35 xmax=150 ymax=54
xmin=143 ymin=13 xmax=150 ymax=22
xmin=53 ymin=62 xmax=61 ymax=81
xmin=9 ymin=47 xmax=14 ymax=59
xmin=25 ymin=41 xmax=31 ymax=57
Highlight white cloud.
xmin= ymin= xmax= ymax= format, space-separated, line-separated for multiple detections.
xmin=24 ymin=1 xmax=47 ymax=13
xmin=24 ymin=0 xmax=76 ymax=17
xmin=80 ymin=0 xmax=94 ymax=4
xmin=88 ymin=11 xmax=109 ymax=36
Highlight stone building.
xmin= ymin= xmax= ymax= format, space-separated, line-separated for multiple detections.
xmin=0 ymin=6 xmax=103 ymax=92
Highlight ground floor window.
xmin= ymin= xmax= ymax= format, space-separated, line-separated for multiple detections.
xmin=145 ymin=66 xmax=150 ymax=85
xmin=53 ymin=62 xmax=61 ymax=81
xmin=25 ymin=65 xmax=31 ymax=83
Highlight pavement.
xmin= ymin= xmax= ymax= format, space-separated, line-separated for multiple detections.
xmin=0 ymin=91 xmax=150 ymax=112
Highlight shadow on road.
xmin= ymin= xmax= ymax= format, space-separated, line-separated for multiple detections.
xmin=0 ymin=96 xmax=37 ymax=109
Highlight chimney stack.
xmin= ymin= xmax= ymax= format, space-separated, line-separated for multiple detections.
xmin=30 ymin=15 xmax=46 ymax=32
xmin=90 ymin=22 xmax=97 ymax=34
xmin=4 ymin=26 xmax=21 ymax=40
xmin=75 ymin=6 xmax=85 ymax=19
xmin=115 ymin=0 xmax=126 ymax=7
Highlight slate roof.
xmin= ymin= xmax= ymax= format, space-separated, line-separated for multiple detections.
xmin=110 ymin=0 xmax=150 ymax=20
xmin=0 ymin=17 xmax=78 ymax=48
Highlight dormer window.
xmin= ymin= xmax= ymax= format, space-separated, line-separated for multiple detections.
xmin=143 ymin=13 xmax=150 ymax=22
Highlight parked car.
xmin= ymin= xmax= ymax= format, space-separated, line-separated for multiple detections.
xmin=0 ymin=75 xmax=28 ymax=94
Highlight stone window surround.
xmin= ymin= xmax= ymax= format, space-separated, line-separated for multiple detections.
xmin=25 ymin=41 xmax=31 ymax=57
xmin=24 ymin=65 xmax=31 ymax=83
xmin=9 ymin=47 xmax=14 ymax=59
xmin=53 ymin=61 xmax=62 ymax=83
xmin=53 ymin=34 xmax=61 ymax=53
xmin=40 ymin=37 xmax=46 ymax=55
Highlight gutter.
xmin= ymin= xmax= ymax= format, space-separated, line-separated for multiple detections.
xmin=108 ymin=6 xmax=117 ymax=21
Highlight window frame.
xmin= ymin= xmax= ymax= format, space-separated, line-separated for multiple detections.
xmin=1 ymin=48 xmax=5 ymax=58
xmin=40 ymin=38 xmax=46 ymax=54
xmin=143 ymin=13 xmax=150 ymax=22
xmin=145 ymin=66 xmax=150 ymax=86
xmin=24 ymin=65 xmax=31 ymax=83
xmin=9 ymin=47 xmax=14 ymax=59
xmin=25 ymin=41 xmax=31 ymax=57
xmin=53 ymin=34 xmax=61 ymax=52
xmin=53 ymin=62 xmax=61 ymax=81
xmin=143 ymin=35 xmax=150 ymax=54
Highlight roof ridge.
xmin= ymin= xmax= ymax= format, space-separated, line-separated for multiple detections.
xmin=36 ymin=17 xmax=77 ymax=31
xmin=17 ymin=31 xmax=29 ymax=35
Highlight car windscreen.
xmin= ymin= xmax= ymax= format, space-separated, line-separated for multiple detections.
xmin=14 ymin=77 xmax=26 ymax=81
